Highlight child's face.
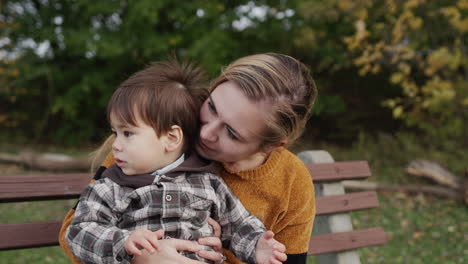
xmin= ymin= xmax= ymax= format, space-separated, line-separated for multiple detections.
xmin=110 ymin=114 xmax=168 ymax=175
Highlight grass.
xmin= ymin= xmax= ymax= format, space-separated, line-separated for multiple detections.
xmin=1 ymin=132 xmax=467 ymax=263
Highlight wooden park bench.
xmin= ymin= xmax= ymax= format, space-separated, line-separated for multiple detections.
xmin=0 ymin=150 xmax=388 ymax=263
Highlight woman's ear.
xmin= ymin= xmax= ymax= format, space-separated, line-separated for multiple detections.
xmin=163 ymin=125 xmax=184 ymax=153
xmin=262 ymin=139 xmax=288 ymax=154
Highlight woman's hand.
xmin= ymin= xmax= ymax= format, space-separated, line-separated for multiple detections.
xmin=132 ymin=237 xmax=206 ymax=264
xmin=197 ymin=218 xmax=224 ymax=263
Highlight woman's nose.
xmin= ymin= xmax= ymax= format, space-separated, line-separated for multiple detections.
xmin=200 ymin=122 xmax=218 ymax=143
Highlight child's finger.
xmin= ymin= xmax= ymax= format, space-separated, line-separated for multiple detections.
xmin=197 ymin=250 xmax=225 ymax=263
xmin=268 ymin=258 xmax=283 ymax=264
xmin=197 ymin=236 xmax=222 ymax=252
xmin=153 ymin=229 xmax=165 ymax=239
xmin=207 ymin=217 xmax=222 ymax=237
xmin=126 ymin=243 xmax=142 ymax=256
xmin=272 ymin=241 xmax=286 ymax=252
xmin=263 ymin=230 xmax=275 ymax=240
xmin=145 ymin=234 xmax=161 ymax=251
xmin=273 ymin=250 xmax=287 ymax=262
xmin=136 ymin=238 xmax=156 ymax=253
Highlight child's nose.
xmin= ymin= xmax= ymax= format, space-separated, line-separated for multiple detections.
xmin=112 ymin=139 xmax=123 ymax=152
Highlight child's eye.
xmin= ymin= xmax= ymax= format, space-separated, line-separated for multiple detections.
xmin=123 ymin=131 xmax=134 ymax=137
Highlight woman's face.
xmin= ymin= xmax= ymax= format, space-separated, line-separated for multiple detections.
xmin=196 ymin=81 xmax=271 ymax=167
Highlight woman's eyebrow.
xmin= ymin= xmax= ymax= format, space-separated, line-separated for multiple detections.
xmin=208 ymin=95 xmax=218 ymax=114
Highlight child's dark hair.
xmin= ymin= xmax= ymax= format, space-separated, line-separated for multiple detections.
xmin=107 ymin=60 xmax=209 ymax=152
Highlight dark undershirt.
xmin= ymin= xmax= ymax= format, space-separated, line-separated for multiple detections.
xmin=284 ymin=253 xmax=307 ymax=264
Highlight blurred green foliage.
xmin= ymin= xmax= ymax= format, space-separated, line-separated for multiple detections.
xmin=0 ymin=0 xmax=466 ymax=145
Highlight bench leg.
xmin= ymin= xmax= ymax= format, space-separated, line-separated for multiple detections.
xmin=298 ymin=150 xmax=361 ymax=264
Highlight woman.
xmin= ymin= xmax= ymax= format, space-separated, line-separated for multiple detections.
xmin=60 ymin=53 xmax=317 ymax=264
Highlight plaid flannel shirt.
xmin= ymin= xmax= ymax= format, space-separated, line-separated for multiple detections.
xmin=66 ymin=156 xmax=265 ymax=264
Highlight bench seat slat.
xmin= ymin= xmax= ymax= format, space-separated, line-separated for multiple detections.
xmin=316 ymin=191 xmax=379 ymax=215
xmin=307 ymin=161 xmax=371 ymax=181
xmin=0 ymin=221 xmax=62 ymax=250
xmin=0 ymin=173 xmax=91 ymax=202
xmin=308 ymin=227 xmax=388 ymax=255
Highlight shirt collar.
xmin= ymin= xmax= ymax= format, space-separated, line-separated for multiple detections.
xmin=151 ymin=153 xmax=185 ymax=176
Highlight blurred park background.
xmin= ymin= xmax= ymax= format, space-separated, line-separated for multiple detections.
xmin=0 ymin=0 xmax=467 ymax=263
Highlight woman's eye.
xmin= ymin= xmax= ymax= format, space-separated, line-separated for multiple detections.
xmin=207 ymin=101 xmax=216 ymax=114
xmin=124 ymin=131 xmax=133 ymax=137
xmin=226 ymin=128 xmax=238 ymax=140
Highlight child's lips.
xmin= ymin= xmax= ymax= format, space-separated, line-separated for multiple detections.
xmin=115 ymin=158 xmax=126 ymax=166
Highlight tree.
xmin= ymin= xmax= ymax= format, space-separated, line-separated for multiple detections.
xmin=342 ymin=0 xmax=468 ymax=139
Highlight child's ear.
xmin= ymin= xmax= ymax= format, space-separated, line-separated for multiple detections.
xmin=163 ymin=125 xmax=183 ymax=152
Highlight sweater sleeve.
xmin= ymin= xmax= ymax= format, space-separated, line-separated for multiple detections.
xmin=274 ymin=157 xmax=315 ymax=255
xmin=66 ymin=179 xmax=131 ymax=264
xmin=210 ymin=175 xmax=266 ymax=264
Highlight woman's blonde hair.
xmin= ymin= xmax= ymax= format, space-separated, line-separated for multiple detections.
xmin=211 ymin=53 xmax=317 ymax=148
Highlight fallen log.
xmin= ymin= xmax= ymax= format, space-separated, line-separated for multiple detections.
xmin=0 ymin=151 xmax=91 ymax=171
xmin=406 ymin=160 xmax=462 ymax=190
xmin=342 ymin=180 xmax=466 ymax=204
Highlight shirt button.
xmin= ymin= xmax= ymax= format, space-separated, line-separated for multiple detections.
xmin=165 ymin=194 xmax=172 ymax=201
xmin=116 ymin=256 xmax=123 ymax=262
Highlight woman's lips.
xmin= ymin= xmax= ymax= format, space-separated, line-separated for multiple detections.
xmin=198 ymin=141 xmax=216 ymax=153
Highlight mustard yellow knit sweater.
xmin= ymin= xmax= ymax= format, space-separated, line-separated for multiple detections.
xmin=59 ymin=147 xmax=315 ymax=264
xmin=221 ymin=147 xmax=315 ymax=264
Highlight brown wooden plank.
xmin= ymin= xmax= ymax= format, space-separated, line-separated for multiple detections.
xmin=307 ymin=161 xmax=371 ymax=182
xmin=308 ymin=227 xmax=388 ymax=255
xmin=0 ymin=173 xmax=91 ymax=202
xmin=316 ymin=191 xmax=379 ymax=215
xmin=0 ymin=221 xmax=61 ymax=250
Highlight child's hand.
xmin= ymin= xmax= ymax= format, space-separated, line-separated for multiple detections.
xmin=125 ymin=229 xmax=165 ymax=256
xmin=255 ymin=231 xmax=287 ymax=264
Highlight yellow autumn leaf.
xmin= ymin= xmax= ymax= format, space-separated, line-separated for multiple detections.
xmin=356 ymin=8 xmax=368 ymax=20
xmin=393 ymin=106 xmax=404 ymax=118
xmin=398 ymin=62 xmax=411 ymax=74
xmin=459 ymin=0 xmax=468 ymax=9
xmin=462 ymin=98 xmax=468 ymax=106
xmin=454 ymin=18 xmax=468 ymax=32
xmin=338 ymin=0 xmax=353 ymax=11
xmin=386 ymin=0 xmax=397 ymax=13
xmin=390 ymin=72 xmax=405 ymax=84
xmin=405 ymin=0 xmax=422 ymax=9
xmin=409 ymin=17 xmax=423 ymax=30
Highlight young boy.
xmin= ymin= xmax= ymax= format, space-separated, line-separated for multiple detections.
xmin=66 ymin=60 xmax=286 ymax=264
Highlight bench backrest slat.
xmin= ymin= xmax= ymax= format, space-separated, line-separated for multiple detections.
xmin=308 ymin=227 xmax=388 ymax=255
xmin=0 ymin=161 xmax=370 ymax=202
xmin=307 ymin=161 xmax=371 ymax=181
xmin=0 ymin=173 xmax=91 ymax=202
xmin=316 ymin=191 xmax=379 ymax=215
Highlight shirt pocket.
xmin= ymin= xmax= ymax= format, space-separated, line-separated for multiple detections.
xmin=181 ymin=193 xmax=212 ymax=228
